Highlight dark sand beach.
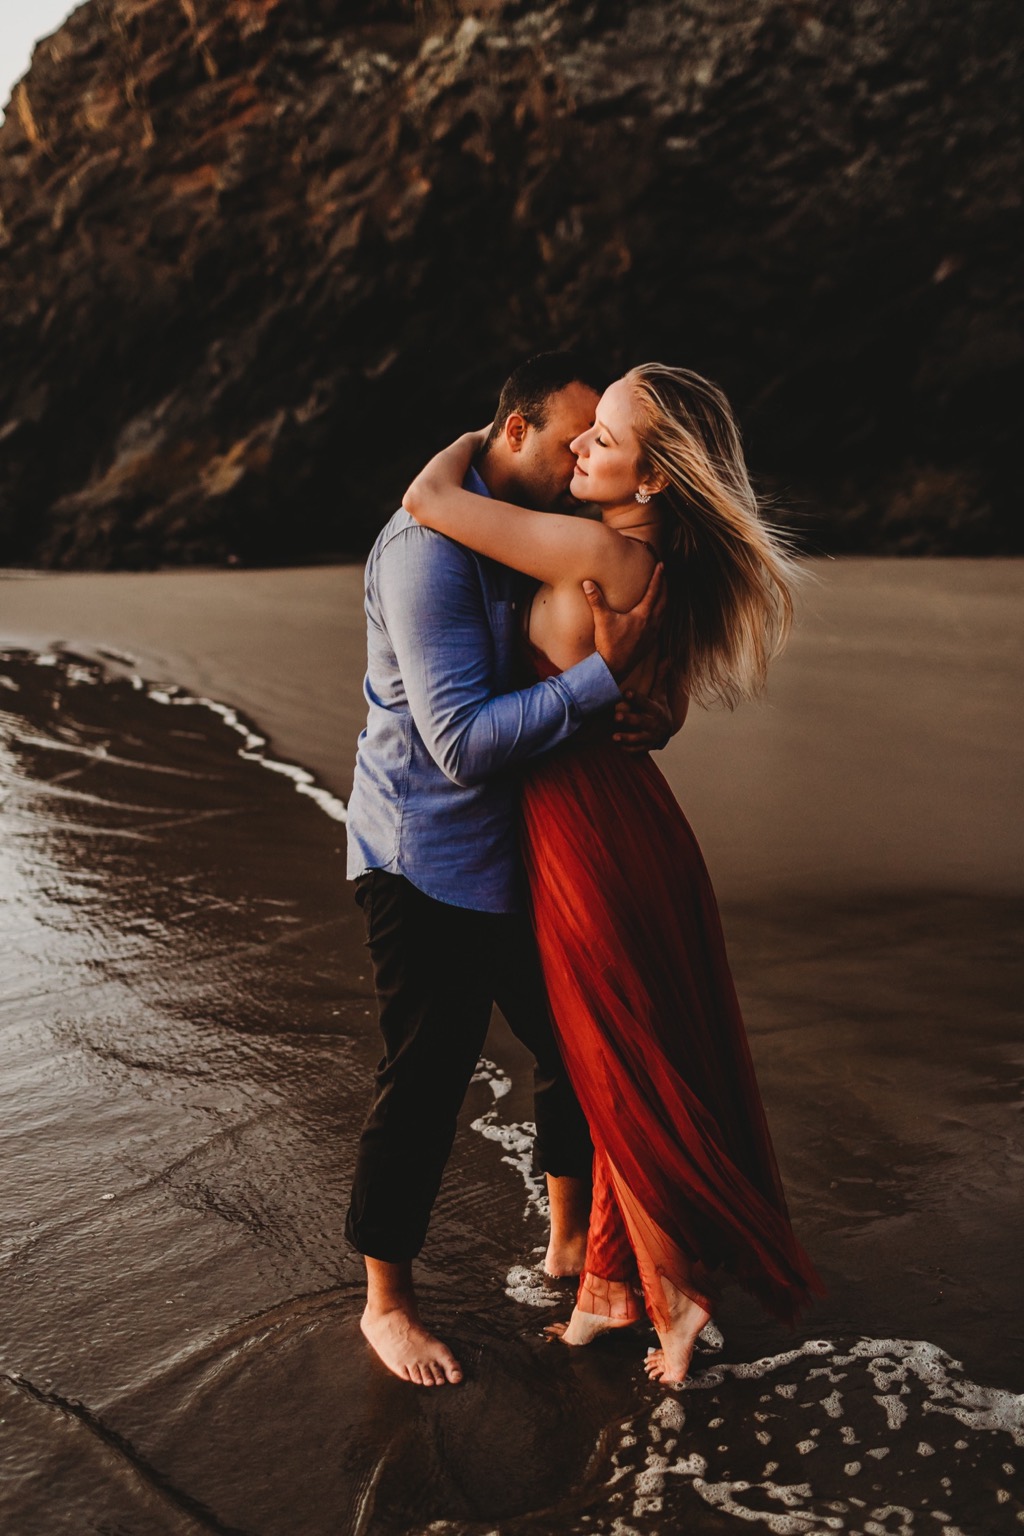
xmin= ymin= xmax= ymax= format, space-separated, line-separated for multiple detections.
xmin=0 ymin=558 xmax=1021 ymax=1535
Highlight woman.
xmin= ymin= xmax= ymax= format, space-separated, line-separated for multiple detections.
xmin=403 ymin=363 xmax=824 ymax=1384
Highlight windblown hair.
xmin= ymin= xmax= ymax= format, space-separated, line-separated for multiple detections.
xmin=626 ymin=363 xmax=799 ymax=708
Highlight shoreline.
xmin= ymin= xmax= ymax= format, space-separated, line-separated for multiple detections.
xmin=2 ymin=556 xmax=1021 ymax=900
xmin=1 ymin=567 xmax=1021 ymax=1531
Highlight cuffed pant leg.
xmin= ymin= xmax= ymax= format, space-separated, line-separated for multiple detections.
xmin=345 ymin=873 xmax=495 ymax=1263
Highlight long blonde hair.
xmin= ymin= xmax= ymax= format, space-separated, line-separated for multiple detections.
xmin=626 ymin=363 xmax=799 ymax=708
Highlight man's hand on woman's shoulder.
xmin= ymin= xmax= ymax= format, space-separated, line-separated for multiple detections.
xmin=582 ymin=563 xmax=666 ymax=685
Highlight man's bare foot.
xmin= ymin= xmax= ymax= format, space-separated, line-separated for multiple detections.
xmin=642 ymin=1279 xmax=711 ymax=1386
xmin=542 ymin=1234 xmax=587 ymax=1278
xmin=360 ymin=1305 xmax=463 ymax=1386
xmin=544 ymin=1174 xmax=590 ymax=1277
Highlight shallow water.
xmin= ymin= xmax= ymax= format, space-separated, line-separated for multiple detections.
xmin=0 ymin=647 xmax=1021 ymax=1536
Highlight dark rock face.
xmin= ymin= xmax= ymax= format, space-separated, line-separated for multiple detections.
xmin=0 ymin=0 xmax=1020 ymax=568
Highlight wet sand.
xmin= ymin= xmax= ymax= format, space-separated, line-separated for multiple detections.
xmin=1 ymin=558 xmax=1018 ymax=895
xmin=0 ymin=559 xmax=1021 ymax=1534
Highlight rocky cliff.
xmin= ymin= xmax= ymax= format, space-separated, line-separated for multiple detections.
xmin=0 ymin=0 xmax=1021 ymax=567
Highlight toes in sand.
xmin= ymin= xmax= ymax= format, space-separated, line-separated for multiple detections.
xmin=643 ymin=1288 xmax=712 ymax=1385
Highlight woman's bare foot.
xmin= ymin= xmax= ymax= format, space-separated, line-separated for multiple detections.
xmin=360 ymin=1304 xmax=463 ymax=1386
xmin=547 ymin=1271 xmax=645 ymax=1345
xmin=546 ymin=1314 xmax=614 ymax=1346
xmin=642 ymin=1278 xmax=711 ymax=1385
xmin=546 ymin=1305 xmax=639 ymax=1346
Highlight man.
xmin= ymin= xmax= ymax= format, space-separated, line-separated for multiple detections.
xmin=345 ymin=352 xmax=671 ymax=1386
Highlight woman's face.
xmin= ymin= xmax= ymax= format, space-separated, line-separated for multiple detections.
xmin=569 ymin=378 xmax=645 ymax=508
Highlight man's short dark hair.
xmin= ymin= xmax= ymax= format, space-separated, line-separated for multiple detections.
xmin=484 ymin=350 xmax=607 ymax=449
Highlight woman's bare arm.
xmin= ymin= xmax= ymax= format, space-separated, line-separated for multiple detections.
xmin=403 ymin=432 xmax=654 ymax=606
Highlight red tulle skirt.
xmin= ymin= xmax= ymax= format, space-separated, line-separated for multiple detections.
xmin=521 ymin=711 xmax=824 ymax=1331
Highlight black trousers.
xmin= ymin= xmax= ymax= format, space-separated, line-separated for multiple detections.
xmin=345 ymin=870 xmax=593 ymax=1263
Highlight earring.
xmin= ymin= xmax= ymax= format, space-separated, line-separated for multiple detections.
xmin=635 ymin=488 xmax=651 ymax=504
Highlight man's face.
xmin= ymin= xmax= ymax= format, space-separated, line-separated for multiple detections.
xmin=509 ymin=382 xmax=600 ymax=512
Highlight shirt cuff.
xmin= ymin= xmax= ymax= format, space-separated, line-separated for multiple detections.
xmin=557 ymin=651 xmax=622 ymax=714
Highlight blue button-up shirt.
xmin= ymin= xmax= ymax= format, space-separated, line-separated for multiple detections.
xmin=345 ymin=470 xmax=622 ymax=913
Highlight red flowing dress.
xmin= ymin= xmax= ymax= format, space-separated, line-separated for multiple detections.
xmin=521 ymin=651 xmax=824 ymax=1332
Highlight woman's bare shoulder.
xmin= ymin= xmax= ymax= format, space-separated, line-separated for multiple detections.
xmin=573 ymin=526 xmax=659 ymax=610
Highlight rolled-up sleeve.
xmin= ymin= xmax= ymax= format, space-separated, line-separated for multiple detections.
xmin=376 ymin=526 xmax=620 ymax=787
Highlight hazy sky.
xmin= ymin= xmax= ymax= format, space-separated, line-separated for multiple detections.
xmin=1 ymin=1 xmax=78 ymax=117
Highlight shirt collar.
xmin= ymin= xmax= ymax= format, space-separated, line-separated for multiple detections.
xmin=464 ymin=463 xmax=491 ymax=499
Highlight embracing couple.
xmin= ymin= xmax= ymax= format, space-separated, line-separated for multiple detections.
xmin=345 ymin=351 xmax=823 ymax=1388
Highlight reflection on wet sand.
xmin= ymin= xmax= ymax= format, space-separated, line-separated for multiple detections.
xmin=0 ymin=649 xmax=650 ymax=1534
xmin=0 ymin=555 xmax=1022 ymax=1534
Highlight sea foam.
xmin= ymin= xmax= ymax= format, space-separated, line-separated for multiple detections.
xmin=9 ymin=645 xmax=1021 ymax=1535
